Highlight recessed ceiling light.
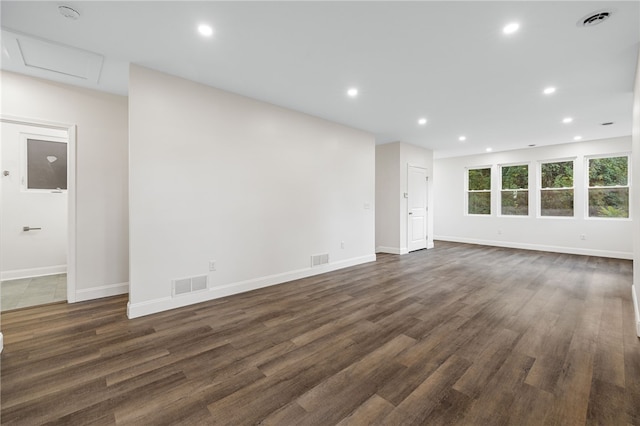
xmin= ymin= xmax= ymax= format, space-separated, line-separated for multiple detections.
xmin=543 ymin=87 xmax=556 ymax=95
xmin=347 ymin=88 xmax=358 ymax=98
xmin=503 ymin=22 xmax=520 ymax=35
xmin=486 ymin=148 xmax=493 ymax=152
xmin=459 ymin=136 xmax=467 ymax=141
xmin=574 ymin=136 xmax=583 ymax=141
xmin=562 ymin=117 xmax=573 ymax=124
xmin=198 ymin=24 xmax=214 ymax=37
xmin=59 ymin=5 xmax=80 ymax=20
xmin=418 ymin=118 xmax=427 ymax=125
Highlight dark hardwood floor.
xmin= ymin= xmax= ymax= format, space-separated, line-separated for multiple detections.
xmin=1 ymin=241 xmax=638 ymax=425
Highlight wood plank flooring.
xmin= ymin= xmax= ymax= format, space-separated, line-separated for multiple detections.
xmin=1 ymin=241 xmax=638 ymax=425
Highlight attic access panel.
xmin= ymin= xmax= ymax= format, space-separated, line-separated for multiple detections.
xmin=26 ymin=138 xmax=68 ymax=190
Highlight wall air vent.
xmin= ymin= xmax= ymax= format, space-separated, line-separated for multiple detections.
xmin=172 ymin=275 xmax=208 ymax=297
xmin=578 ymin=10 xmax=613 ymax=27
xmin=311 ymin=253 xmax=330 ymax=267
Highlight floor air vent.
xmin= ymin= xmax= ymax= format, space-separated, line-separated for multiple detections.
xmin=311 ymin=253 xmax=329 ymax=267
xmin=172 ymin=275 xmax=208 ymax=297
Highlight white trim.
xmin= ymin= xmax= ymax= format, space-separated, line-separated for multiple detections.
xmin=127 ymin=255 xmax=376 ymax=319
xmin=632 ymin=285 xmax=640 ymax=337
xmin=376 ymin=246 xmax=403 ymax=255
xmin=434 ymin=235 xmax=632 ymax=260
xmin=0 ymin=332 xmax=3 ymax=353
xmin=0 ymin=115 xmax=77 ymax=303
xmin=75 ymin=282 xmax=129 ymax=302
xmin=1 ymin=265 xmax=66 ymax=281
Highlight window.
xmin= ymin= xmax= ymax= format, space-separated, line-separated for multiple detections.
xmin=467 ymin=167 xmax=491 ymax=215
xmin=540 ymin=160 xmax=573 ymax=217
xmin=501 ymin=164 xmax=528 ymax=216
xmin=26 ymin=138 xmax=68 ymax=190
xmin=588 ymin=155 xmax=629 ymax=218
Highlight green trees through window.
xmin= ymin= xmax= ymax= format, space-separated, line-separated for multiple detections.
xmin=501 ymin=165 xmax=528 ymax=216
xmin=540 ymin=161 xmax=574 ymax=217
xmin=468 ymin=168 xmax=491 ymax=215
xmin=588 ymin=156 xmax=629 ymax=218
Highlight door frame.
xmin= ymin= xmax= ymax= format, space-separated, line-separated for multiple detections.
xmin=1 ymin=115 xmax=77 ymax=302
xmin=407 ymin=164 xmax=428 ymax=252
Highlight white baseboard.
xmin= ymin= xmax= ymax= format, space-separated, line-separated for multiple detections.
xmin=433 ymin=236 xmax=633 ymax=260
xmin=1 ymin=265 xmax=67 ymax=281
xmin=75 ymin=282 xmax=129 ymax=302
xmin=376 ymin=246 xmax=402 ymax=255
xmin=0 ymin=332 xmax=3 ymax=353
xmin=632 ymin=285 xmax=640 ymax=338
xmin=127 ymin=254 xmax=376 ymax=319
xmin=375 ymin=246 xmax=412 ymax=255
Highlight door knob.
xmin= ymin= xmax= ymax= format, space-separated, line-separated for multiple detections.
xmin=23 ymin=226 xmax=42 ymax=231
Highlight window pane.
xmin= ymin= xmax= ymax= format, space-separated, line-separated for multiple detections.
xmin=468 ymin=168 xmax=491 ymax=191
xmin=501 ymin=190 xmax=528 ymax=216
xmin=588 ymin=188 xmax=629 ymax=218
xmin=469 ymin=192 xmax=491 ymax=215
xmin=502 ymin=165 xmax=528 ymax=190
xmin=589 ymin=156 xmax=628 ymax=187
xmin=27 ymin=139 xmax=68 ymax=190
xmin=541 ymin=189 xmax=574 ymax=217
xmin=541 ymin=161 xmax=573 ymax=188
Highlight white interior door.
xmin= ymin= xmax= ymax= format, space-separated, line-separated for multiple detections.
xmin=408 ymin=165 xmax=427 ymax=252
xmin=1 ymin=122 xmax=69 ymax=281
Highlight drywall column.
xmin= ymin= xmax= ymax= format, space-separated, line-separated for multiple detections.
xmin=375 ymin=141 xmax=434 ymax=254
xmin=632 ymin=48 xmax=640 ymax=337
xmin=375 ymin=143 xmax=401 ymax=253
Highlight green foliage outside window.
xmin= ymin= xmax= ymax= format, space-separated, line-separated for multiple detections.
xmin=501 ymin=165 xmax=528 ymax=216
xmin=468 ymin=168 xmax=491 ymax=215
xmin=541 ymin=161 xmax=574 ymax=217
xmin=588 ymin=156 xmax=629 ymax=218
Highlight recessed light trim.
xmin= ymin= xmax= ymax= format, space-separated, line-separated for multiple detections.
xmin=418 ymin=118 xmax=427 ymax=125
xmin=574 ymin=136 xmax=583 ymax=141
xmin=198 ymin=24 xmax=214 ymax=37
xmin=59 ymin=5 xmax=80 ymax=20
xmin=503 ymin=22 xmax=520 ymax=35
xmin=347 ymin=88 xmax=358 ymax=98
xmin=562 ymin=117 xmax=573 ymax=124
xmin=459 ymin=136 xmax=466 ymax=141
xmin=543 ymin=87 xmax=556 ymax=95
xmin=486 ymin=148 xmax=493 ymax=152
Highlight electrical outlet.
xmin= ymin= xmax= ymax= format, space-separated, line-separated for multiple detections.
xmin=209 ymin=260 xmax=216 ymax=271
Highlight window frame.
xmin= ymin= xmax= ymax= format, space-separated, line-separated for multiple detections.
xmin=585 ymin=153 xmax=631 ymax=220
xmin=465 ymin=165 xmax=493 ymax=216
xmin=499 ymin=162 xmax=530 ymax=217
xmin=538 ymin=158 xmax=575 ymax=219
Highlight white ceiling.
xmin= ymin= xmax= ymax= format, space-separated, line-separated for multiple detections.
xmin=1 ymin=1 xmax=639 ymax=158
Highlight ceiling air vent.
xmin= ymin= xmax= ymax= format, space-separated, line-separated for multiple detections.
xmin=578 ymin=10 xmax=612 ymax=27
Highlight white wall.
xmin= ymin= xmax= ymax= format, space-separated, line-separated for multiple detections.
xmin=1 ymin=71 xmax=129 ymax=300
xmin=434 ymin=137 xmax=633 ymax=259
xmin=1 ymin=123 xmax=68 ymax=280
xmin=128 ymin=65 xmax=375 ymax=318
xmin=375 ymin=141 xmax=434 ymax=254
xmin=375 ymin=143 xmax=400 ymax=252
xmin=632 ymin=48 xmax=640 ymax=337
